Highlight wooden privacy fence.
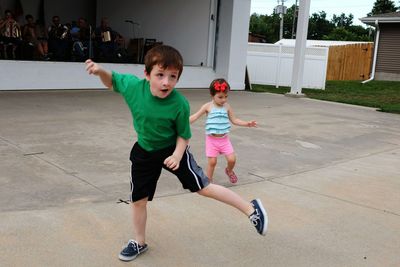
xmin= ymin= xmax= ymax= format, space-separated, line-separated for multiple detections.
xmin=326 ymin=43 xmax=373 ymax=80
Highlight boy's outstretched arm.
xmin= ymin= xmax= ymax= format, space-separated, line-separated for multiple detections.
xmin=227 ymin=104 xmax=257 ymax=127
xmin=164 ymin=136 xmax=189 ymax=171
xmin=189 ymin=103 xmax=209 ymax=124
xmin=85 ymin=59 xmax=113 ymax=89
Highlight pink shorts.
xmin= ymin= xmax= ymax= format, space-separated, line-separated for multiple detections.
xmin=205 ymin=134 xmax=234 ymax=158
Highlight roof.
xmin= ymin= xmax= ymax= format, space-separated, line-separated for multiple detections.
xmin=274 ymin=39 xmax=372 ymax=47
xmin=360 ymin=11 xmax=400 ymax=25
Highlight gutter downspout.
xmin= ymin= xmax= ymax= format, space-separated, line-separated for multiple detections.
xmin=362 ymin=20 xmax=380 ymax=84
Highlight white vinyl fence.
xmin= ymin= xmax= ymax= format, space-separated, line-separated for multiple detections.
xmin=247 ymin=43 xmax=329 ymax=89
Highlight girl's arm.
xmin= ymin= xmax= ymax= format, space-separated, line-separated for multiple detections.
xmin=85 ymin=59 xmax=113 ymax=89
xmin=227 ymin=104 xmax=257 ymax=127
xmin=189 ymin=102 xmax=209 ymax=124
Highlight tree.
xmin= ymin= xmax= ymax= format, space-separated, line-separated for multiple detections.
xmin=283 ymin=4 xmax=298 ymax=39
xmin=249 ymin=13 xmax=269 ymax=36
xmin=248 ymin=9 xmax=373 ymax=43
xmin=331 ymin=13 xmax=354 ymax=28
xmin=346 ymin=25 xmax=374 ymax=41
xmin=249 ymin=13 xmax=281 ymax=43
xmin=368 ymin=0 xmax=397 ymax=15
xmin=307 ymin=11 xmax=335 ymax=39
xmin=323 ymin=27 xmax=358 ymax=41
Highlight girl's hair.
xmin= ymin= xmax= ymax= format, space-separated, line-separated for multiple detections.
xmin=209 ymin=78 xmax=230 ymax=96
xmin=144 ymin=45 xmax=183 ymax=79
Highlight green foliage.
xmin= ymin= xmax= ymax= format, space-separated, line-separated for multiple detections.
xmin=250 ymin=13 xmax=280 ymax=43
xmin=368 ymin=0 xmax=397 ymax=15
xmin=308 ymin=11 xmax=335 ymax=39
xmin=282 ymin=5 xmax=298 ymax=39
xmin=331 ymin=13 xmax=354 ymax=28
xmin=249 ymin=14 xmax=268 ymax=36
xmin=347 ymin=25 xmax=375 ymax=41
xmin=249 ymin=9 xmax=373 ymax=43
xmin=323 ymin=27 xmax=359 ymax=41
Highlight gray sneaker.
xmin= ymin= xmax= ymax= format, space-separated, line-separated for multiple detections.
xmin=118 ymin=239 xmax=148 ymax=261
xmin=249 ymin=199 xmax=268 ymax=235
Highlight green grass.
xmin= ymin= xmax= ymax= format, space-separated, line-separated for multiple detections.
xmin=251 ymin=80 xmax=400 ymax=114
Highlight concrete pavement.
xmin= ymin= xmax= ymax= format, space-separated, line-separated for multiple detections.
xmin=0 ymin=89 xmax=399 ymax=267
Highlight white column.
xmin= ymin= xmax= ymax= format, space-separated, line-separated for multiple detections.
xmin=288 ymin=0 xmax=311 ymax=96
xmin=215 ymin=0 xmax=251 ymax=90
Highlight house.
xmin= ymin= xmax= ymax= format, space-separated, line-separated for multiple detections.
xmin=248 ymin=32 xmax=267 ymax=43
xmin=0 ymin=0 xmax=251 ymax=90
xmin=360 ymin=11 xmax=400 ymax=81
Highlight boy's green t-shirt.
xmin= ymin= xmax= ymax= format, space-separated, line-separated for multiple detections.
xmin=112 ymin=71 xmax=191 ymax=152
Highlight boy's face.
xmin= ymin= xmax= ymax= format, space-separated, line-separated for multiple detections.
xmin=145 ymin=64 xmax=180 ymax=99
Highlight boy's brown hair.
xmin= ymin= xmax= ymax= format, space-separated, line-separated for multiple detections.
xmin=144 ymin=45 xmax=183 ymax=79
xmin=209 ymin=78 xmax=230 ymax=96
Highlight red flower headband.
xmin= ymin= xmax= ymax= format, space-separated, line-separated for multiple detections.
xmin=213 ymin=81 xmax=228 ymax=92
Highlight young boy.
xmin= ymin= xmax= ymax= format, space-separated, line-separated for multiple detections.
xmin=85 ymin=45 xmax=267 ymax=262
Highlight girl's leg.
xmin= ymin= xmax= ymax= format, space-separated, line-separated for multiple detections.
xmin=197 ymin=183 xmax=254 ymax=216
xmin=131 ymin=197 xmax=148 ymax=245
xmin=206 ymin=157 xmax=217 ymax=182
xmin=225 ymin=153 xmax=236 ymax=173
xmin=224 ymin=153 xmax=238 ymax=183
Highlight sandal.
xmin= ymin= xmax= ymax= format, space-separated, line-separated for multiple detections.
xmin=225 ymin=168 xmax=238 ymax=184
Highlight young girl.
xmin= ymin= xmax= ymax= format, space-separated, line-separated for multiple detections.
xmin=190 ymin=78 xmax=257 ymax=184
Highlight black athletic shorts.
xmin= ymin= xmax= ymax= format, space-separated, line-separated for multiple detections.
xmin=129 ymin=142 xmax=210 ymax=202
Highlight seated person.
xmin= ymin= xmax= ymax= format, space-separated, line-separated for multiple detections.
xmin=0 ymin=10 xmax=22 ymax=59
xmin=69 ymin=20 xmax=79 ymax=40
xmin=71 ymin=17 xmax=92 ymax=61
xmin=22 ymin=14 xmax=49 ymax=60
xmin=47 ymin=15 xmax=70 ymax=61
xmin=93 ymin=17 xmax=124 ymax=62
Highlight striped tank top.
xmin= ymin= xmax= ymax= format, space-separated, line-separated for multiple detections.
xmin=205 ymin=104 xmax=231 ymax=135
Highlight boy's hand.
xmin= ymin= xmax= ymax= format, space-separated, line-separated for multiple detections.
xmin=85 ymin=59 xmax=101 ymax=76
xmin=164 ymin=155 xmax=181 ymax=171
xmin=247 ymin=120 xmax=257 ymax=127
xmin=85 ymin=59 xmax=113 ymax=89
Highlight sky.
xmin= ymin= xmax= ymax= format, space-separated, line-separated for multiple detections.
xmin=250 ymin=0 xmax=379 ymax=26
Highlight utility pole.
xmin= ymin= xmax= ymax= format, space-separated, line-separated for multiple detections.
xmin=275 ymin=0 xmax=287 ymax=40
xmin=280 ymin=12 xmax=284 ymax=40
